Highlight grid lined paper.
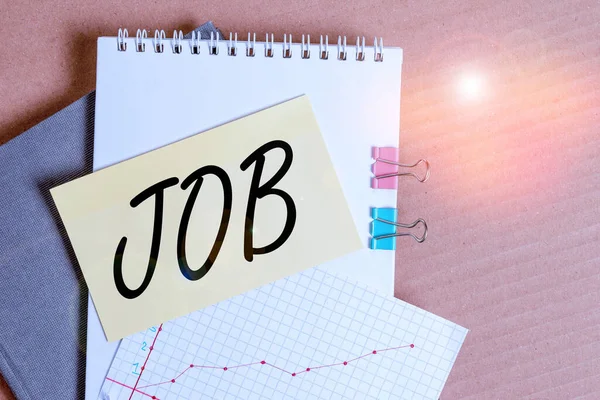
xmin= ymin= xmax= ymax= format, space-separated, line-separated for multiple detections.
xmin=100 ymin=268 xmax=468 ymax=400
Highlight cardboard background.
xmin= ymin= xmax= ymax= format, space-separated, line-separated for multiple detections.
xmin=1 ymin=1 xmax=599 ymax=398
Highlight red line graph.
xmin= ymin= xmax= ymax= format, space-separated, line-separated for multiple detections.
xmin=128 ymin=323 xmax=163 ymax=400
xmin=109 ymin=337 xmax=414 ymax=399
xmin=106 ymin=377 xmax=157 ymax=398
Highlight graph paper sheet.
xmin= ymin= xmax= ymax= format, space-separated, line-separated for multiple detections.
xmin=100 ymin=269 xmax=468 ymax=400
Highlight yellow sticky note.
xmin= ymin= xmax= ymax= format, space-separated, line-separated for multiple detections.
xmin=51 ymin=96 xmax=361 ymax=341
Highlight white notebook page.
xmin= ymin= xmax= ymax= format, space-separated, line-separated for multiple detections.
xmin=87 ymin=35 xmax=402 ymax=399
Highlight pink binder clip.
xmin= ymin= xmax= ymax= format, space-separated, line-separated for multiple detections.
xmin=371 ymin=147 xmax=430 ymax=189
xmin=372 ymin=147 xmax=400 ymax=189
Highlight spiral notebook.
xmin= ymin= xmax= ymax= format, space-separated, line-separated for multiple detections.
xmin=87 ymin=29 xmax=404 ymax=399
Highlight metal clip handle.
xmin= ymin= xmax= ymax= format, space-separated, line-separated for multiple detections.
xmin=373 ymin=218 xmax=428 ymax=243
xmin=375 ymin=158 xmax=430 ymax=183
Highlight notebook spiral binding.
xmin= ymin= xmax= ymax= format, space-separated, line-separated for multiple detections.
xmin=117 ymin=28 xmax=384 ymax=62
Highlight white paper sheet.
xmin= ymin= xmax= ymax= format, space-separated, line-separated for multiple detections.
xmin=100 ymin=268 xmax=467 ymax=400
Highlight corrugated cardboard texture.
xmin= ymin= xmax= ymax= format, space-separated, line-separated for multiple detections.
xmin=1 ymin=0 xmax=599 ymax=398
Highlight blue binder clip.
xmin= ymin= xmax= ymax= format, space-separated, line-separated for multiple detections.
xmin=369 ymin=208 xmax=428 ymax=250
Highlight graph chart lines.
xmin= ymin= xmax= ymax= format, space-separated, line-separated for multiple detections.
xmin=127 ymin=323 xmax=163 ymax=400
xmin=101 ymin=270 xmax=468 ymax=400
xmin=109 ymin=339 xmax=414 ymax=399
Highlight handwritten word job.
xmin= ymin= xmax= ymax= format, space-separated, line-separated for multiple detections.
xmin=114 ymin=140 xmax=296 ymax=299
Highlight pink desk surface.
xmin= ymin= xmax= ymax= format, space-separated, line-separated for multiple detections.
xmin=1 ymin=1 xmax=599 ymax=399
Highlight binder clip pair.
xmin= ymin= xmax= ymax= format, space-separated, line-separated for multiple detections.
xmin=369 ymin=208 xmax=428 ymax=250
xmin=369 ymin=146 xmax=429 ymax=250
xmin=371 ymin=147 xmax=430 ymax=189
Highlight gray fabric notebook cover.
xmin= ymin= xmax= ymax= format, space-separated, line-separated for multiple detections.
xmin=0 ymin=22 xmax=220 ymax=400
